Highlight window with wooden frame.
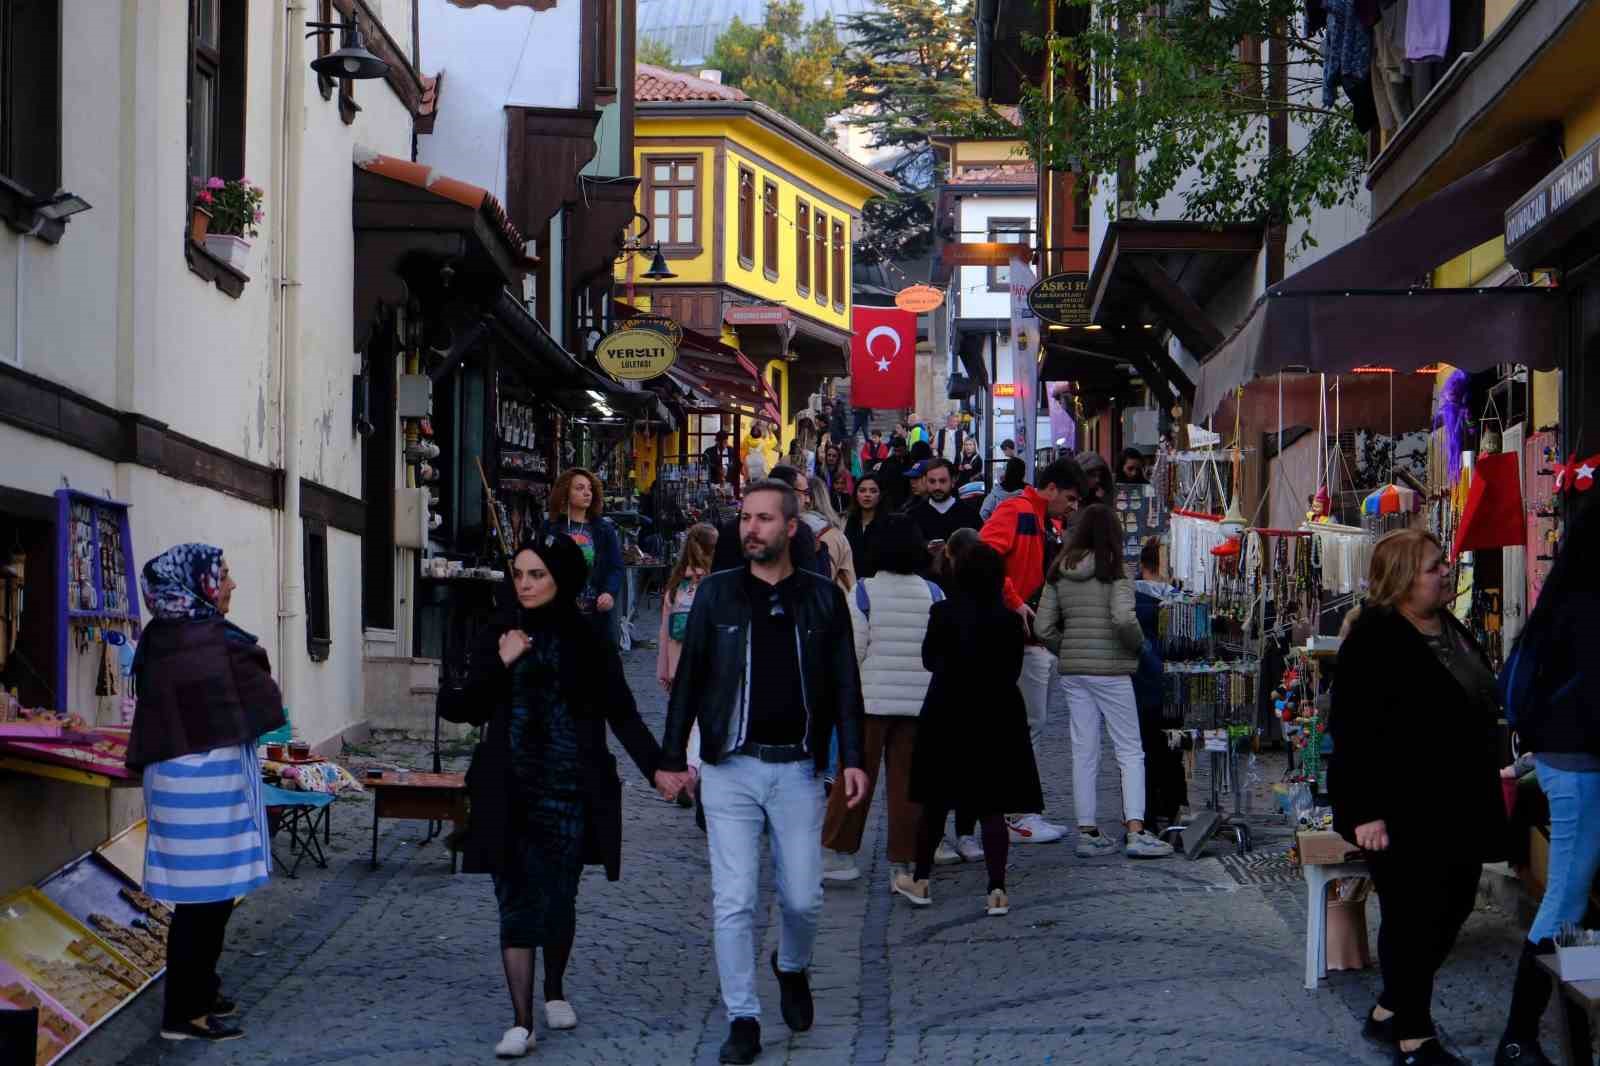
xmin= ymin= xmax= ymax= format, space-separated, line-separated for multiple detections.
xmin=762 ymin=179 xmax=779 ymax=281
xmin=0 ymin=0 xmax=62 ymax=210
xmin=831 ymin=219 xmax=846 ymax=311
xmin=303 ymin=517 xmax=332 ymax=662
xmin=1073 ymin=178 xmax=1091 ymax=231
xmin=987 ymin=217 xmax=1031 ymax=291
xmin=795 ymin=201 xmax=811 ymax=295
xmin=737 ymin=166 xmax=755 ymax=269
xmin=188 ymin=0 xmax=247 ymax=194
xmin=813 ymin=209 xmax=828 ymax=307
xmin=645 ymin=156 xmax=700 ymax=256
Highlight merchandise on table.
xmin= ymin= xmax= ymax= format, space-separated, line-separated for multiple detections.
xmin=0 ymin=891 xmax=147 ymax=1027
xmin=0 ymin=960 xmax=84 ymax=1066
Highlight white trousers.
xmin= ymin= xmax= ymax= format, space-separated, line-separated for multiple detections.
xmin=1061 ymin=674 xmax=1146 ymax=827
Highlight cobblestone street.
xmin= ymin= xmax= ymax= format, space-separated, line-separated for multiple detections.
xmin=73 ymin=648 xmax=1537 ymax=1066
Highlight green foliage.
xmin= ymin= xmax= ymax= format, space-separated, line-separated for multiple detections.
xmin=1021 ymin=0 xmax=1369 ymax=249
xmin=707 ymin=0 xmax=847 ymax=139
xmin=193 ymin=176 xmax=264 ymax=238
xmin=841 ymin=0 xmax=1015 ymax=263
xmin=636 ymin=37 xmax=679 ymax=68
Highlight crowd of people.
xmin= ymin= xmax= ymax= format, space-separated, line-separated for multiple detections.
xmin=119 ymin=398 xmax=1600 ymax=1066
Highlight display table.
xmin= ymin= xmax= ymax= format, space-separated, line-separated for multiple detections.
xmin=1537 ymin=956 xmax=1599 ymax=1066
xmin=1303 ymin=859 xmax=1371 ymax=989
xmin=365 ymin=772 xmax=467 ymax=873
xmin=0 ymin=730 xmax=137 ymax=789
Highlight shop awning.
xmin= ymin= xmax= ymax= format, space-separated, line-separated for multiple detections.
xmin=486 ymin=290 xmax=646 ymax=415
xmin=1193 ymin=137 xmax=1565 ymax=418
xmin=611 ymin=303 xmax=782 ymax=422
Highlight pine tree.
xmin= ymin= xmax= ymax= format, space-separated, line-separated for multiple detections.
xmin=707 ymin=0 xmax=847 ymax=139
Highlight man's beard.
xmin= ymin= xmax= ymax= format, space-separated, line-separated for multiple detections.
xmin=743 ymin=534 xmax=788 ymax=563
xmin=929 ymin=489 xmax=950 ymax=502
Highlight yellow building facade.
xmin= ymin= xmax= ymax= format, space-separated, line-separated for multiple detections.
xmin=629 ymin=65 xmax=897 ymax=450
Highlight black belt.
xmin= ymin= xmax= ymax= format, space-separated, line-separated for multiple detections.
xmin=737 ymin=742 xmax=810 ymax=764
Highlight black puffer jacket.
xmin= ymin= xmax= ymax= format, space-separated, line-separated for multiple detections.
xmin=661 ymin=566 xmax=865 ymax=775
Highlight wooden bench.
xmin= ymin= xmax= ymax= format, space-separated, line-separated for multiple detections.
xmin=365 ymin=771 xmax=467 ymax=873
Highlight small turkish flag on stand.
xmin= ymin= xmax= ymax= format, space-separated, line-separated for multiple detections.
xmin=1453 ymin=451 xmax=1525 ymax=557
xmin=850 ymin=307 xmax=917 ymax=410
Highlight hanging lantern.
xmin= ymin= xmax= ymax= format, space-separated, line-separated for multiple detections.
xmin=1220 ymin=493 xmax=1248 ymax=535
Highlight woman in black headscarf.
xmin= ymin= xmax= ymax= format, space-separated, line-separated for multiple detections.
xmin=451 ymin=531 xmax=680 ymax=1058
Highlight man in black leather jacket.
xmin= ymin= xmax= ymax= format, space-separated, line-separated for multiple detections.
xmin=659 ymin=478 xmax=867 ymax=1065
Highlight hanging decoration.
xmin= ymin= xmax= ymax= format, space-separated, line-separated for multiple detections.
xmin=1433 ymin=368 xmax=1471 ymax=483
xmin=1361 ymin=483 xmax=1421 ymax=516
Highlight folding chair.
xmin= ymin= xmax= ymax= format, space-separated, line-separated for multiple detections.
xmin=263 ymin=783 xmax=335 ymax=878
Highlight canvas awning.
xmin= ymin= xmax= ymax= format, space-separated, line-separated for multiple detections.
xmin=1194 ymin=137 xmax=1564 ymax=418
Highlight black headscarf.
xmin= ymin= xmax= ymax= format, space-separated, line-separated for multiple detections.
xmin=500 ymin=530 xmax=603 ymax=709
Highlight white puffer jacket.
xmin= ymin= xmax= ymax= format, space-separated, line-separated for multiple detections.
xmin=848 ymin=571 xmax=944 ymax=717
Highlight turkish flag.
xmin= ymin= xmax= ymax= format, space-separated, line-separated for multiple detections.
xmin=1453 ymin=451 xmax=1525 ymax=557
xmin=850 ymin=307 xmax=916 ymax=410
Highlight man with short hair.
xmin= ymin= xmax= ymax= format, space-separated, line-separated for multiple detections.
xmin=662 ymin=480 xmax=869 ymax=1065
xmin=906 ymin=459 xmax=981 ymax=546
xmin=979 ymin=457 xmax=1084 ymax=846
xmin=900 ymin=460 xmax=929 ymax=512
xmin=1000 ymin=439 xmax=1018 ymax=461
xmin=934 ymin=413 xmax=968 ymax=464
xmin=704 ymin=430 xmax=739 ymax=489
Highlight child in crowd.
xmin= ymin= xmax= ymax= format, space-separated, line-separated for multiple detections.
xmin=656 ymin=523 xmax=718 ymax=804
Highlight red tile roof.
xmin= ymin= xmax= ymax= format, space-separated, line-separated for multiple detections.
xmin=353 ymin=147 xmax=536 ymax=266
xmin=950 ymin=162 xmax=1038 ymax=185
xmin=635 ymin=63 xmax=750 ymax=102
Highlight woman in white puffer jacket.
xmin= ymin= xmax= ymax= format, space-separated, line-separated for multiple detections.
xmin=819 ymin=515 xmax=943 ymax=884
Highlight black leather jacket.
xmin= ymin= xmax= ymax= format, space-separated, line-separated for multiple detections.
xmin=661 ymin=565 xmax=865 ymax=775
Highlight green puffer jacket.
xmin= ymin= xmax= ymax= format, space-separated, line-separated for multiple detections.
xmin=1035 ymin=555 xmax=1143 ymax=676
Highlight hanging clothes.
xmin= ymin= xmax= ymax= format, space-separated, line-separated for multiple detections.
xmin=1372 ymin=0 xmax=1412 ymax=131
xmin=1405 ymin=0 xmax=1449 ymax=61
xmin=1323 ymin=0 xmax=1380 ymax=132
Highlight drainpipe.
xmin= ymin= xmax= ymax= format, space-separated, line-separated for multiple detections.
xmin=276 ymin=0 xmax=306 ymax=734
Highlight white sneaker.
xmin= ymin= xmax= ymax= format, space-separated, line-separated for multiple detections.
xmin=933 ymin=839 xmax=962 ymax=865
xmin=1075 ymin=831 xmax=1119 ymax=858
xmin=1125 ymin=829 xmax=1176 ymax=859
xmin=1007 ymin=814 xmax=1064 ymax=844
xmin=495 ymin=1025 xmax=533 ymax=1057
xmin=1036 ymin=816 xmax=1070 ymax=836
xmin=544 ymin=999 xmax=577 ymax=1030
xmin=822 ymin=848 xmax=861 ymax=883
xmin=955 ymin=834 xmax=985 ymax=862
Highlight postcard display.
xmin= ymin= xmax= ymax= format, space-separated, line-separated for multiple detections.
xmin=54 ymin=491 xmax=142 ymax=729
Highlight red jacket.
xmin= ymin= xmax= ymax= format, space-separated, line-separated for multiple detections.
xmin=979 ymin=486 xmax=1051 ymax=612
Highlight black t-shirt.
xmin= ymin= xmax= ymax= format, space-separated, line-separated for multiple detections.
xmin=744 ymin=570 xmax=808 ymax=745
xmin=1422 ymin=623 xmax=1498 ymax=719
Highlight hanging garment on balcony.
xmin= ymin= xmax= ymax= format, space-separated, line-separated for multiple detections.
xmin=1323 ymin=0 xmax=1379 ymax=131
xmin=1406 ymin=0 xmax=1450 ymax=60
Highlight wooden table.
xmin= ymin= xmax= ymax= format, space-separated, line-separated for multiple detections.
xmin=1537 ymin=955 xmax=1597 ymax=1065
xmin=365 ymin=771 xmax=468 ymax=873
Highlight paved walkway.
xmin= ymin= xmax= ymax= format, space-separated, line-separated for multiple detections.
xmin=75 ymin=650 xmax=1537 ymax=1065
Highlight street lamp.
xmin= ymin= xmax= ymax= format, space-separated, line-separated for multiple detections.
xmin=306 ymin=17 xmax=389 ymax=80
xmin=34 ymin=192 xmax=91 ymax=222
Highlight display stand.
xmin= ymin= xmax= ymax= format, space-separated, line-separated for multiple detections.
xmin=52 ymin=491 xmax=141 ymax=725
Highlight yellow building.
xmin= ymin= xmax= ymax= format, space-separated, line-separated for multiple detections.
xmin=628 ymin=64 xmax=898 ymax=451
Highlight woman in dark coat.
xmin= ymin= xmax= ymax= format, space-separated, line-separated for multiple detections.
xmin=452 ymin=531 xmax=673 ymax=1058
xmin=901 ymin=544 xmax=1043 ymax=916
xmin=1330 ymin=529 xmax=1506 ymax=1066
xmin=844 ymin=474 xmax=890 ymax=579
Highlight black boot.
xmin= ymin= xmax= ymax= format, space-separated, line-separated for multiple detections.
xmin=1394 ymin=1039 xmax=1466 ymax=1066
xmin=719 ymin=1017 xmax=761 ymax=1064
xmin=771 ymin=950 xmax=814 ymax=1032
xmin=1496 ymin=940 xmax=1556 ymax=1066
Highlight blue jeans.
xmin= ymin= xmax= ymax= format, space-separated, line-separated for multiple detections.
xmin=700 ymin=755 xmax=825 ymax=1022
xmin=1528 ymin=760 xmax=1600 ymax=944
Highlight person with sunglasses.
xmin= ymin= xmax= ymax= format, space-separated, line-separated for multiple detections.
xmin=660 ymin=479 xmax=869 ymax=1065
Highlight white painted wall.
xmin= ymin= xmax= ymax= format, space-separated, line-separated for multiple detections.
xmin=955 ymin=192 xmax=1035 ymax=321
xmin=416 ymin=0 xmax=583 ymax=204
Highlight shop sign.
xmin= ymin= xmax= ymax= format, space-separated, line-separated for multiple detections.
xmin=1026 ymin=271 xmax=1091 ymax=327
xmin=621 ymin=313 xmax=683 ymax=347
xmin=993 ymin=383 xmax=1018 ymax=397
xmin=1506 ymin=133 xmax=1600 ymax=270
xmin=894 ymin=284 xmax=944 ymax=314
xmin=724 ymin=304 xmax=791 ymax=326
xmin=940 ymin=242 xmax=1032 ymax=268
xmin=595 ymin=328 xmax=678 ymax=381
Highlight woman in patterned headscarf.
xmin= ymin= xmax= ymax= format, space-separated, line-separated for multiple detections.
xmin=126 ymin=544 xmax=284 ymax=1044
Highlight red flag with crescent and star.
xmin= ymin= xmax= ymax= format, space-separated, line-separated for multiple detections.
xmin=850 ymin=306 xmax=917 ymax=410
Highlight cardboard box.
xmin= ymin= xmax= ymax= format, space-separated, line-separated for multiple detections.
xmin=1297 ymin=829 xmax=1357 ymax=865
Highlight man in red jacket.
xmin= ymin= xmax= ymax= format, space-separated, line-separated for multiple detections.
xmin=979 ymin=457 xmax=1084 ymax=845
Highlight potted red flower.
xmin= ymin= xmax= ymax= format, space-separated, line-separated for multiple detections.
xmin=195 ymin=176 xmax=264 ymax=269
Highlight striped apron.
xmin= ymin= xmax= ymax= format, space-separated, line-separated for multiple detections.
xmin=142 ymin=743 xmax=270 ymax=903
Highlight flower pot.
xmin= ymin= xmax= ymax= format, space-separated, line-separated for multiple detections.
xmin=203 ymin=233 xmax=251 ymax=269
xmin=190 ymin=205 xmax=212 ymax=242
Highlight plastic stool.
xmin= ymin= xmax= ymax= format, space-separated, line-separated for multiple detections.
xmin=1304 ymin=860 xmax=1371 ymax=989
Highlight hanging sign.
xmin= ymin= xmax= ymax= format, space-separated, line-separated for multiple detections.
xmin=621 ymin=313 xmax=683 ymax=347
xmin=724 ymin=305 xmax=791 ymax=326
xmin=1026 ymin=271 xmax=1091 ymax=327
xmin=1506 ymin=132 xmax=1600 ymax=270
xmin=894 ymin=284 xmax=944 ymax=314
xmin=595 ymin=328 xmax=678 ymax=381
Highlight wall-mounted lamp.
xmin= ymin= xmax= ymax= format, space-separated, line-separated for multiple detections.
xmin=642 ymin=246 xmax=676 ymax=281
xmin=615 ymin=214 xmax=676 ymax=280
xmin=306 ymin=17 xmax=389 ymax=80
xmin=34 ymin=192 xmax=91 ymax=222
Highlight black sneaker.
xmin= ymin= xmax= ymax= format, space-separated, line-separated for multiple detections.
xmin=1395 ymin=1040 xmax=1465 ymax=1066
xmin=1363 ymin=1010 xmax=1396 ymax=1045
xmin=719 ymin=1017 xmax=761 ymax=1064
xmin=770 ymin=950 xmax=814 ymax=1032
xmin=211 ymin=995 xmax=238 ymax=1018
xmin=160 ymin=1015 xmax=244 ymax=1042
xmin=1494 ymin=1038 xmax=1555 ymax=1065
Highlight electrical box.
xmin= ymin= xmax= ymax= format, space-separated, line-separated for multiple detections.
xmin=397 ymin=375 xmax=432 ymax=419
xmin=395 ymin=487 xmax=430 ymax=549
xmin=1121 ymin=407 xmax=1160 ymax=450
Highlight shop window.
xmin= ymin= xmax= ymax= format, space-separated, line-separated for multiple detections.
xmin=795 ymin=202 xmax=810 ymax=295
xmin=762 ymin=179 xmax=779 ymax=281
xmin=831 ymin=219 xmax=846 ymax=311
xmin=645 ymin=155 xmax=699 ymax=256
xmin=737 ymin=166 xmax=755 ymax=269
xmin=303 ymin=518 xmax=331 ymax=661
xmin=0 ymin=0 xmax=61 ymax=209
xmin=814 ymin=209 xmax=828 ymax=307
xmin=188 ymin=0 xmax=247 ymax=193
xmin=988 ymin=217 xmax=1030 ymax=291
